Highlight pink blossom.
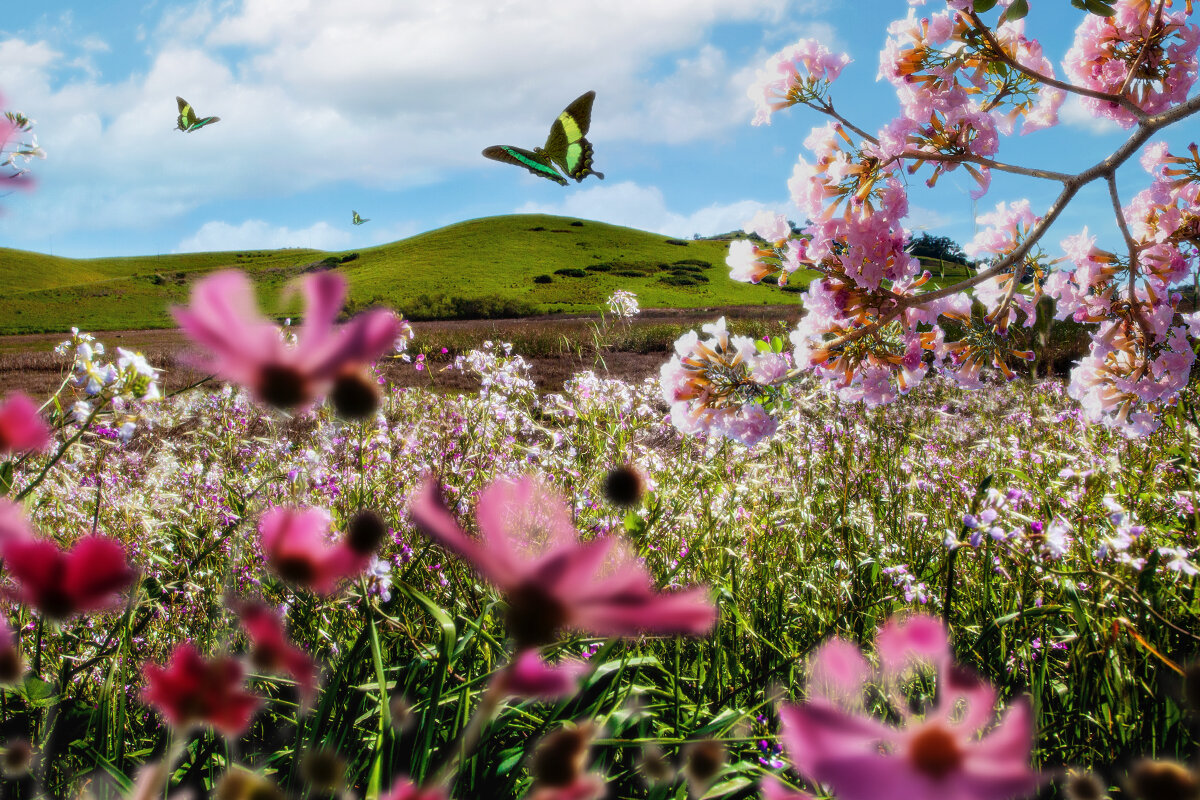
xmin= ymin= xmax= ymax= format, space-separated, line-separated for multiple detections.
xmin=173 ymin=270 xmax=400 ymax=409
xmin=409 ymin=476 xmax=716 ymax=647
xmin=744 ymin=210 xmax=792 ymax=243
xmin=236 ymin=600 xmax=318 ymax=706
xmin=2 ymin=534 xmax=135 ymax=620
xmin=258 ymin=506 xmax=368 ymax=595
xmin=760 ymin=776 xmax=815 ymax=800
xmin=779 ymin=616 xmax=1043 ymax=800
xmin=494 ymin=650 xmax=587 ymax=700
xmin=0 ymin=500 xmax=34 ymax=546
xmin=142 ymin=643 xmax=261 ymax=737
xmin=749 ymin=39 xmax=851 ymax=125
xmin=0 ymin=394 xmax=50 ymax=455
xmin=380 ymin=780 xmax=446 ymax=800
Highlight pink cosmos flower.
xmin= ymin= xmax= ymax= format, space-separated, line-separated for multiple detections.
xmin=2 ymin=534 xmax=135 ymax=620
xmin=0 ymin=501 xmax=34 ymax=546
xmin=236 ymin=600 xmax=318 ymax=707
xmin=0 ymin=394 xmax=50 ymax=455
xmin=495 ymin=650 xmax=587 ymax=700
xmin=172 ymin=270 xmax=400 ymax=409
xmin=380 ymin=779 xmax=446 ymax=800
xmin=778 ymin=615 xmax=1042 ymax=800
xmin=259 ymin=506 xmax=369 ymax=595
xmin=409 ymin=476 xmax=716 ymax=648
xmin=142 ymin=642 xmax=261 ymax=737
xmin=760 ymin=775 xmax=815 ymax=800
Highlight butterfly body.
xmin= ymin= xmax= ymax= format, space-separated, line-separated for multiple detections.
xmin=483 ymin=91 xmax=604 ymax=185
xmin=175 ymin=96 xmax=220 ymax=132
xmin=352 ymin=211 xmax=369 ymax=225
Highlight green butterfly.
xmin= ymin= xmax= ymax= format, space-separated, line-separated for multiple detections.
xmin=352 ymin=210 xmax=369 ymax=225
xmin=175 ymin=97 xmax=221 ymax=132
xmin=483 ymin=91 xmax=605 ymax=186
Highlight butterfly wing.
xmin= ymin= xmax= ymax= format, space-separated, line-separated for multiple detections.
xmin=543 ymin=91 xmax=603 ymax=182
xmin=191 ymin=116 xmax=220 ymax=130
xmin=483 ymin=145 xmax=569 ymax=186
xmin=176 ymin=96 xmax=197 ymax=131
xmin=352 ymin=211 xmax=369 ymax=225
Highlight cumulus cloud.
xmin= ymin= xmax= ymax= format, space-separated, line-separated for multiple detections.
xmin=175 ymin=219 xmax=352 ymax=252
xmin=1058 ymin=94 xmax=1122 ymax=136
xmin=516 ymin=180 xmax=780 ymax=238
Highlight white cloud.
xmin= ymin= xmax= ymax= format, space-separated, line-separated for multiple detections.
xmin=1059 ymin=93 xmax=1122 ymax=136
xmin=516 ymin=180 xmax=779 ymax=238
xmin=175 ymin=219 xmax=352 ymax=252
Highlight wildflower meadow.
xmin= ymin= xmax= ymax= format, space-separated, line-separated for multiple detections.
xmin=2 ymin=1 xmax=1200 ymax=799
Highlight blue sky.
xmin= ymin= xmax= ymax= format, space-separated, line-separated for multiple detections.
xmin=0 ymin=0 xmax=1191 ymax=258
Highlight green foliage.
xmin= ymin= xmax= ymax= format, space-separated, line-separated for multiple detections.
xmin=533 ymin=275 xmax=553 ymax=284
xmin=553 ymin=269 xmax=588 ymax=278
xmin=0 ymin=216 xmax=801 ymax=333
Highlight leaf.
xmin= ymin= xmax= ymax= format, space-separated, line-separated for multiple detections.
xmin=18 ymin=675 xmax=57 ymax=708
xmin=1001 ymin=0 xmax=1029 ymax=22
xmin=973 ymin=0 xmax=998 ymax=11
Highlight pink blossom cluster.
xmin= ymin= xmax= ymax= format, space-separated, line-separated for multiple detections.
xmin=726 ymin=211 xmax=805 ymax=285
xmin=1048 ymin=141 xmax=1200 ymax=436
xmin=749 ymin=38 xmax=851 ymax=126
xmin=659 ymin=317 xmax=786 ymax=446
xmin=1064 ymin=0 xmax=1200 ymax=127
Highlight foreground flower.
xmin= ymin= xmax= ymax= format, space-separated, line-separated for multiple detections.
xmin=0 ymin=393 xmax=50 ymax=455
xmin=380 ymin=778 xmax=447 ymax=800
xmin=495 ymin=649 xmax=587 ymax=700
xmin=258 ymin=506 xmax=369 ymax=595
xmin=2 ymin=534 xmax=135 ymax=620
xmin=236 ymin=600 xmax=318 ymax=706
xmin=779 ymin=615 xmax=1042 ymax=800
xmin=172 ymin=270 xmax=401 ymax=409
xmin=410 ymin=476 xmax=716 ymax=648
xmin=142 ymin=643 xmax=261 ymax=737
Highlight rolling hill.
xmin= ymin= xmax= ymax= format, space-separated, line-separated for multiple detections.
xmin=0 ymin=215 xmax=805 ymax=335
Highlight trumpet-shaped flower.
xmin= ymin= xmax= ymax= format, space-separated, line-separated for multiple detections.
xmin=0 ymin=393 xmax=50 ymax=455
xmin=172 ymin=270 xmax=401 ymax=409
xmin=778 ymin=615 xmax=1042 ymax=800
xmin=142 ymin=643 xmax=261 ymax=737
xmin=1 ymin=534 xmax=135 ymax=620
xmin=410 ymin=476 xmax=716 ymax=648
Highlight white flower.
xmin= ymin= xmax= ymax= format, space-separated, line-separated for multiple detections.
xmin=72 ymin=401 xmax=93 ymax=423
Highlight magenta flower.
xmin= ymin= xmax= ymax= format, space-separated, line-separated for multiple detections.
xmin=142 ymin=642 xmax=261 ymax=737
xmin=778 ymin=615 xmax=1042 ymax=800
xmin=236 ymin=600 xmax=318 ymax=706
xmin=494 ymin=650 xmax=587 ymax=700
xmin=410 ymin=476 xmax=716 ymax=648
xmin=380 ymin=779 xmax=446 ymax=800
xmin=259 ymin=506 xmax=368 ymax=595
xmin=759 ymin=775 xmax=814 ymax=800
xmin=0 ymin=501 xmax=34 ymax=546
xmin=0 ymin=394 xmax=50 ymax=455
xmin=172 ymin=270 xmax=400 ymax=409
xmin=1 ymin=534 xmax=135 ymax=620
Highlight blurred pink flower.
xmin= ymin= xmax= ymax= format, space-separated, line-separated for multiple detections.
xmin=778 ymin=615 xmax=1042 ymax=800
xmin=0 ymin=500 xmax=34 ymax=546
xmin=0 ymin=393 xmax=50 ymax=455
xmin=410 ymin=476 xmax=716 ymax=648
xmin=2 ymin=534 xmax=135 ymax=620
xmin=495 ymin=650 xmax=587 ymax=700
xmin=142 ymin=642 xmax=261 ymax=737
xmin=759 ymin=775 xmax=815 ymax=800
xmin=380 ymin=779 xmax=446 ymax=800
xmin=236 ymin=599 xmax=318 ymax=707
xmin=259 ymin=506 xmax=368 ymax=595
xmin=172 ymin=270 xmax=400 ymax=409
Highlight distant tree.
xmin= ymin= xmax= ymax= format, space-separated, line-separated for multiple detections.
xmin=907 ymin=232 xmax=969 ymax=266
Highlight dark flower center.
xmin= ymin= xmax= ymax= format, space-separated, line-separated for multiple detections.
xmin=1128 ymin=759 xmax=1200 ymax=800
xmin=329 ymin=370 xmax=381 ymax=420
xmin=1 ymin=739 xmax=32 ymax=777
xmin=684 ymin=739 xmax=726 ymax=786
xmin=0 ymin=647 xmax=23 ymax=685
xmin=258 ymin=365 xmax=309 ymax=409
xmin=505 ymin=581 xmax=568 ymax=648
xmin=37 ymin=588 xmax=76 ymax=621
xmin=531 ymin=726 xmax=592 ymax=787
xmin=603 ymin=465 xmax=644 ymax=507
xmin=345 ymin=510 xmax=387 ymax=556
xmin=301 ymin=748 xmax=346 ymax=791
xmin=272 ymin=554 xmax=318 ymax=586
xmin=908 ymin=724 xmax=963 ymax=780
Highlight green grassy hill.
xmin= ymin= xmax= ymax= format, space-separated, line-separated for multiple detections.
xmin=0 ymin=214 xmax=825 ymax=334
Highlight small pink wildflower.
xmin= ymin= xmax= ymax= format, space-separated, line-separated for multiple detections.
xmin=173 ymin=270 xmax=400 ymax=409
xmin=495 ymin=650 xmax=587 ymax=700
xmin=409 ymin=476 xmax=716 ymax=648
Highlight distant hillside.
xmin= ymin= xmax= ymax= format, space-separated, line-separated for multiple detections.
xmin=0 ymin=214 xmax=818 ymax=335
